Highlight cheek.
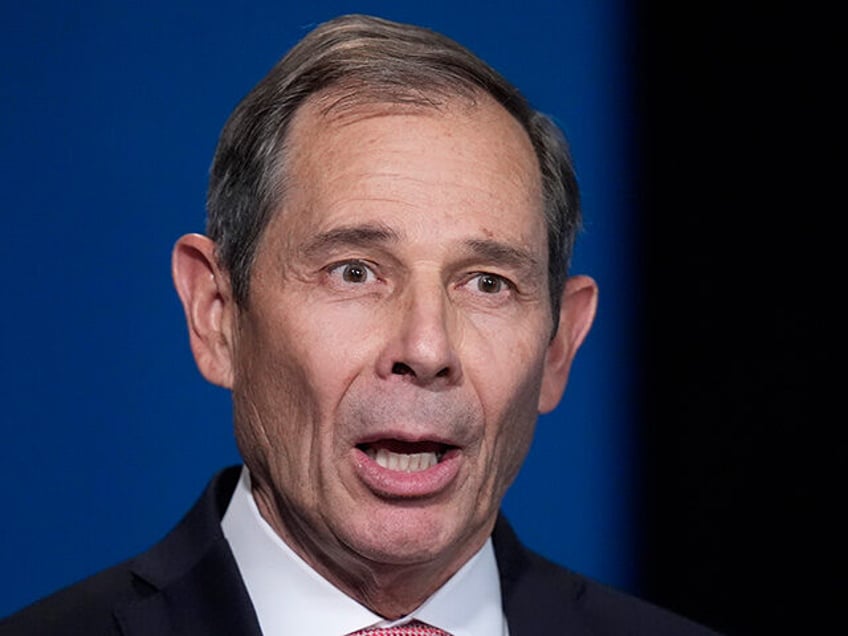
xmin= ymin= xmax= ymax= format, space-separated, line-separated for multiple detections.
xmin=466 ymin=318 xmax=548 ymax=414
xmin=492 ymin=372 xmax=543 ymax=486
xmin=301 ymin=308 xmax=380 ymax=405
xmin=232 ymin=306 xmax=375 ymax=466
xmin=310 ymin=300 xmax=384 ymax=350
xmin=231 ymin=315 xmax=325 ymax=477
xmin=231 ymin=350 xmax=310 ymax=479
xmin=469 ymin=332 xmax=547 ymax=487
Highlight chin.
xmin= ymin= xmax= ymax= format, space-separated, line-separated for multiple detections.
xmin=343 ymin=504 xmax=480 ymax=568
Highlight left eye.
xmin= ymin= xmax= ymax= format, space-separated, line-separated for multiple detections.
xmin=472 ymin=273 xmax=510 ymax=294
xmin=330 ymin=261 xmax=375 ymax=284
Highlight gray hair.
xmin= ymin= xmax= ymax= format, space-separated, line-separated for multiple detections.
xmin=206 ymin=14 xmax=581 ymax=325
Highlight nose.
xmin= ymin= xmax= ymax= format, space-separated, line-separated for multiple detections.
xmin=376 ymin=282 xmax=462 ymax=388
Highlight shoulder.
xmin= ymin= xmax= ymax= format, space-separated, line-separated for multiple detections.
xmin=493 ymin=516 xmax=721 ymax=636
xmin=0 ymin=559 xmax=142 ymax=635
xmin=0 ymin=467 xmax=243 ymax=636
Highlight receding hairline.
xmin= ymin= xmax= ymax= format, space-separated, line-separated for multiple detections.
xmin=269 ymin=84 xmax=545 ymax=221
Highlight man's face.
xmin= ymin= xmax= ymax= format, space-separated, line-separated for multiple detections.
xmin=227 ymin=95 xmax=580 ymax=582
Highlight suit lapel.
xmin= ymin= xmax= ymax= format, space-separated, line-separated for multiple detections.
xmin=113 ymin=467 xmax=262 ymax=636
xmin=493 ymin=515 xmax=594 ymax=636
xmin=114 ymin=538 xmax=261 ymax=636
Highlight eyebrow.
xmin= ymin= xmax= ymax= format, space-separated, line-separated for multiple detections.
xmin=460 ymin=238 xmax=543 ymax=275
xmin=300 ymin=223 xmax=400 ymax=257
xmin=299 ymin=223 xmax=542 ymax=274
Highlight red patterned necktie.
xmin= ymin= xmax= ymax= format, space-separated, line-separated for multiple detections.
xmin=347 ymin=620 xmax=452 ymax=635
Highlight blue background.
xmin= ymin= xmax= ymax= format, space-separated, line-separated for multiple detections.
xmin=0 ymin=0 xmax=637 ymax=617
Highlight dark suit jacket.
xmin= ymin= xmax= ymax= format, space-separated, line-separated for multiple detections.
xmin=0 ymin=466 xmax=719 ymax=635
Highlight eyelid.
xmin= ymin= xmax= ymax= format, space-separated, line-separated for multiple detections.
xmin=328 ymin=258 xmax=372 ymax=271
xmin=325 ymin=258 xmax=380 ymax=284
xmin=462 ymin=271 xmax=516 ymax=293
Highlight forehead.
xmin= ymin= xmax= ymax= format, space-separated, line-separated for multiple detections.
xmin=267 ymin=92 xmax=544 ymax=251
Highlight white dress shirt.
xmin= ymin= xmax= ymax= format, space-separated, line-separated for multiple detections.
xmin=222 ymin=467 xmax=508 ymax=635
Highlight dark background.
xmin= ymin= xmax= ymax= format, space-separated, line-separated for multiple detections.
xmin=636 ymin=2 xmax=840 ymax=634
xmin=2 ymin=2 xmax=840 ymax=635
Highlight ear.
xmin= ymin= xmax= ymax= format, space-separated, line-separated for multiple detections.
xmin=538 ymin=274 xmax=599 ymax=413
xmin=171 ymin=233 xmax=236 ymax=389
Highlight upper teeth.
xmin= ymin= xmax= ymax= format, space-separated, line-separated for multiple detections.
xmin=367 ymin=448 xmax=439 ymax=472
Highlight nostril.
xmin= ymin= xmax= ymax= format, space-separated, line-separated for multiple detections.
xmin=436 ymin=367 xmax=450 ymax=378
xmin=391 ymin=362 xmax=414 ymax=376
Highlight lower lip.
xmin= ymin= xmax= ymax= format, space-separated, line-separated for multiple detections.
xmin=352 ymin=448 xmax=462 ymax=498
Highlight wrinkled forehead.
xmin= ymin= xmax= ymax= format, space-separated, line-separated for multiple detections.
xmin=253 ymin=89 xmax=547 ymax=270
xmin=277 ymin=87 xmax=544 ymax=208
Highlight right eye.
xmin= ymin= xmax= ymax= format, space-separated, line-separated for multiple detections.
xmin=327 ymin=260 xmax=377 ymax=285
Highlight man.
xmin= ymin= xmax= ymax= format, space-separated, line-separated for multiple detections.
xmin=1 ymin=14 xmax=718 ymax=635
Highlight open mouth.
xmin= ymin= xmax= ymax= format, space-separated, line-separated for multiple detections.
xmin=356 ymin=440 xmax=452 ymax=473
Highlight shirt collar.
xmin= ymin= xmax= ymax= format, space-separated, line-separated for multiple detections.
xmin=222 ymin=467 xmax=507 ymax=636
